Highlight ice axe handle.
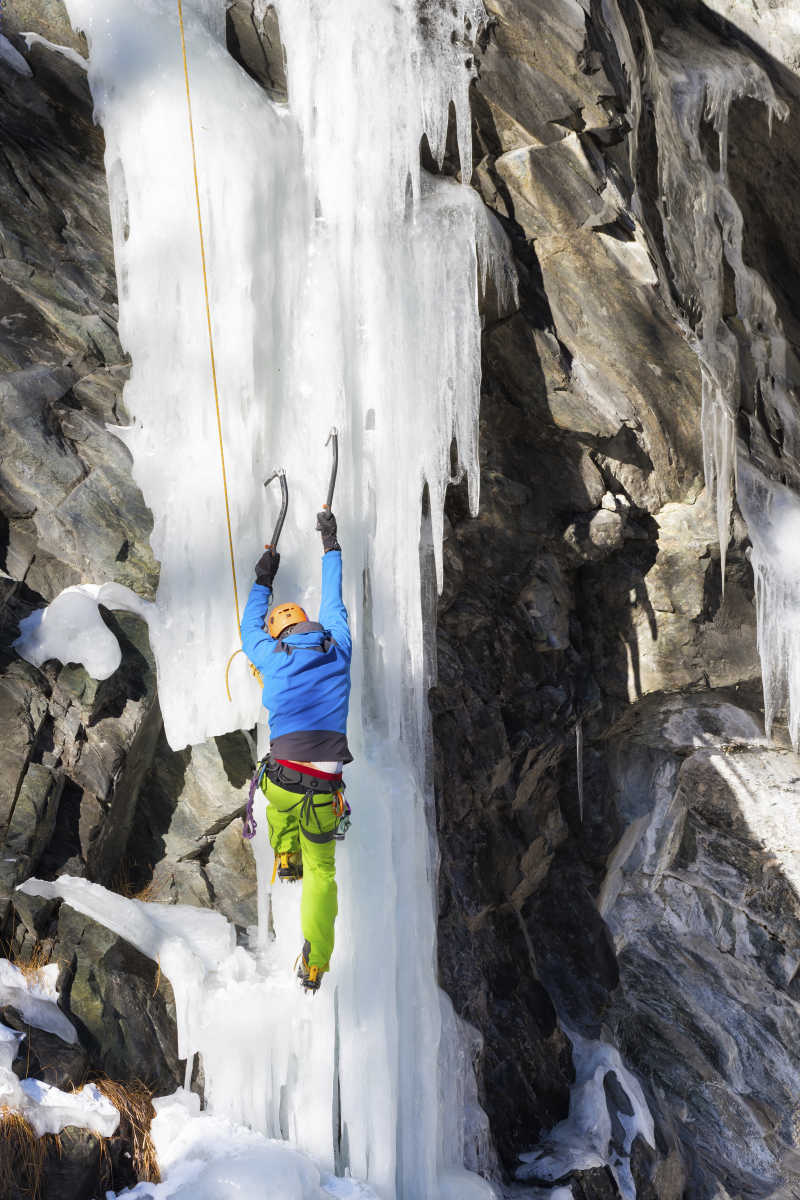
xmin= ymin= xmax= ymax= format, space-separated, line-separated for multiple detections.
xmin=264 ymin=469 xmax=288 ymax=550
xmin=324 ymin=428 xmax=338 ymax=510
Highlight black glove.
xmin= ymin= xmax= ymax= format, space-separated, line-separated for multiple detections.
xmin=255 ymin=548 xmax=280 ymax=586
xmin=316 ymin=510 xmax=340 ymax=553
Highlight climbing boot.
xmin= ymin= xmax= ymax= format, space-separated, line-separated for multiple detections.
xmin=296 ymin=940 xmax=324 ymax=994
xmin=276 ymin=851 xmax=303 ymax=882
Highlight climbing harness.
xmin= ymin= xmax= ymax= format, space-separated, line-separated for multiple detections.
xmin=242 ymin=756 xmax=352 ymax=844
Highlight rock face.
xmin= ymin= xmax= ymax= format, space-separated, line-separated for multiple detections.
xmin=3 ymin=1 xmax=800 ymax=1198
xmin=433 ymin=0 xmax=800 ymax=1195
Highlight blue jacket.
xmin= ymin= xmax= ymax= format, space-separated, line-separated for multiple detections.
xmin=241 ymin=550 xmax=352 ymax=761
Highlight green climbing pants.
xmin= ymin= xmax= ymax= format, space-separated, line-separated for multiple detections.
xmin=262 ymin=777 xmax=339 ymax=970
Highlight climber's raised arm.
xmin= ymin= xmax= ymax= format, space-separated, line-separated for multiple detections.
xmin=240 ymin=548 xmax=280 ymax=672
xmin=317 ymin=511 xmax=351 ymax=658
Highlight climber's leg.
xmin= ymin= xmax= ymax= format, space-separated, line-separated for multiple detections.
xmin=299 ymin=794 xmax=339 ymax=970
xmin=263 ymin=777 xmax=301 ymax=855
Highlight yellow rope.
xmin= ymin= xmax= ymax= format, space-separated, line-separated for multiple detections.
xmin=177 ymin=0 xmax=243 ymax=700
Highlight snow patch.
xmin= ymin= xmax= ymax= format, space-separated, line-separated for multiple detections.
xmin=18 ymin=1079 xmax=119 ymax=1138
xmin=0 ymin=960 xmax=77 ymax=1044
xmin=14 ymin=583 xmax=155 ymax=681
xmin=0 ymin=996 xmax=116 ymax=1139
xmin=20 ymin=32 xmax=88 ymax=69
xmin=106 ymin=1090 xmax=355 ymax=1199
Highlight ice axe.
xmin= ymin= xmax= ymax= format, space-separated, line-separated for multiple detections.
xmin=263 ymin=468 xmax=288 ymax=550
xmin=225 ymin=468 xmax=288 ymax=704
xmin=323 ymin=427 xmax=338 ymax=511
xmin=224 ymin=468 xmax=287 ymax=703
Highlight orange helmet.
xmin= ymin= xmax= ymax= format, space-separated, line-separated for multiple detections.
xmin=268 ymin=602 xmax=308 ymax=640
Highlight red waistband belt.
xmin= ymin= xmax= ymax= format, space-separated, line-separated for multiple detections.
xmin=275 ymin=758 xmax=343 ymax=783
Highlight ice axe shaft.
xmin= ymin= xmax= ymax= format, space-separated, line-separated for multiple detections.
xmin=324 ymin=427 xmax=338 ymax=511
xmin=264 ymin=469 xmax=288 ymax=549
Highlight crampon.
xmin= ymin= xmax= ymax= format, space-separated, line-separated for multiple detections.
xmin=295 ymin=940 xmax=324 ymax=994
xmin=272 ymin=851 xmax=303 ymax=883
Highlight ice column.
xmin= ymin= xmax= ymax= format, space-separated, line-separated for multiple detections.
xmin=64 ymin=0 xmax=512 ymax=1196
xmin=64 ymin=0 xmax=308 ymax=750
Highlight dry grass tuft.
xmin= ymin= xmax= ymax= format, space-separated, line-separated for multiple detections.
xmin=1 ymin=939 xmax=53 ymax=982
xmin=110 ymin=858 xmax=157 ymax=902
xmin=132 ymin=878 xmax=158 ymax=903
xmin=0 ymin=1108 xmax=47 ymax=1199
xmin=93 ymin=1077 xmax=161 ymax=1184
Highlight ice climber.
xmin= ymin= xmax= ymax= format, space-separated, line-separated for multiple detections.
xmin=241 ymin=509 xmax=352 ymax=993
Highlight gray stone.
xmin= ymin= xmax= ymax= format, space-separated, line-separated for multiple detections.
xmin=494 ymin=135 xmax=609 ymax=239
xmin=56 ymin=902 xmax=181 ymax=1094
xmin=0 ymin=664 xmax=49 ymax=829
xmin=4 ymin=1010 xmax=89 ymax=1091
xmin=4 ymin=762 xmax=63 ymax=875
xmin=479 ymin=0 xmax=615 ymax=152
xmin=11 ymin=889 xmax=59 ymax=938
xmin=2 ymin=0 xmax=88 ymax=56
xmin=518 ymin=555 xmax=572 ymax=650
xmin=226 ymin=1 xmax=287 ymax=102
xmin=158 ymin=738 xmax=254 ymax=861
xmin=595 ymin=692 xmax=800 ymax=1197
xmin=205 ymin=820 xmax=258 ymax=928
xmin=563 ymin=507 xmax=625 ymax=562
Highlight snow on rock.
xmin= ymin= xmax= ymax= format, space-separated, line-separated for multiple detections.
xmin=14 ymin=583 xmax=155 ymax=681
xmin=18 ymin=1078 xmax=119 ymax=1138
xmin=0 ymin=960 xmax=77 ymax=1044
xmin=18 ymin=876 xmax=235 ymax=1065
xmin=0 ymin=33 xmax=33 ymax=76
xmin=0 ymin=1022 xmax=25 ymax=1073
xmin=0 ymin=1014 xmax=117 ymax=1139
xmin=516 ymin=1029 xmax=654 ymax=1200
xmin=20 ymin=32 xmax=88 ymax=69
xmin=0 ymin=962 xmax=118 ymax=1138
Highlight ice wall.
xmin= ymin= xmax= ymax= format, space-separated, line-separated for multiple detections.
xmin=60 ymin=0 xmax=512 ymax=1195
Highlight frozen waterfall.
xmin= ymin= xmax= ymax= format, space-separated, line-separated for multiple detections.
xmin=30 ymin=0 xmax=515 ymax=1196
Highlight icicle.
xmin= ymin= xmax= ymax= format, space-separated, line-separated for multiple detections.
xmin=629 ymin=12 xmax=800 ymax=744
